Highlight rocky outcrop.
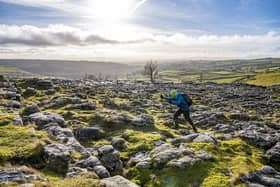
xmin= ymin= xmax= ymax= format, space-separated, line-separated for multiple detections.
xmin=73 ymin=127 xmax=100 ymax=141
xmin=25 ymin=112 xmax=66 ymax=129
xmin=266 ymin=142 xmax=280 ymax=163
xmin=101 ymin=175 xmax=139 ymax=187
xmin=241 ymin=166 xmax=280 ymax=187
xmin=22 ymin=104 xmax=40 ymax=116
xmin=0 ymin=168 xmax=46 ymax=183
xmin=98 ymin=145 xmax=123 ymax=173
xmin=43 ymin=144 xmax=71 ymax=173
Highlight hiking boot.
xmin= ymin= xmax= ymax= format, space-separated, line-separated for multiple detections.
xmin=172 ymin=121 xmax=179 ymax=129
xmin=192 ymin=127 xmax=198 ymax=133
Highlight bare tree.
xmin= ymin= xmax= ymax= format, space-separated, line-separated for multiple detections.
xmin=143 ymin=60 xmax=158 ymax=83
xmin=199 ymin=72 xmax=204 ymax=83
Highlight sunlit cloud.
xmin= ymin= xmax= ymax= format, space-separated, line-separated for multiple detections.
xmin=0 ymin=24 xmax=279 ymax=61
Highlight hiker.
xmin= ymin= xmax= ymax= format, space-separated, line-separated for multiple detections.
xmin=161 ymin=89 xmax=198 ymax=132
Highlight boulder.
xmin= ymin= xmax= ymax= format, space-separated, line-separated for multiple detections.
xmin=152 ymin=147 xmax=191 ymax=167
xmin=0 ymin=168 xmax=45 ymax=183
xmin=76 ymin=156 xmax=101 ymax=169
xmin=23 ymin=87 xmax=37 ymax=97
xmin=112 ymin=137 xmax=127 ymax=150
xmin=241 ymin=166 xmax=280 ymax=187
xmin=25 ymin=79 xmax=53 ymax=90
xmin=101 ymin=175 xmax=139 ymax=187
xmin=135 ymin=161 xmax=152 ymax=169
xmin=131 ymin=114 xmax=154 ymax=126
xmin=93 ymin=165 xmax=111 ymax=178
xmin=66 ymin=167 xmax=88 ymax=178
xmin=239 ymin=130 xmax=278 ymax=150
xmin=74 ymin=102 xmax=96 ymax=110
xmin=171 ymin=134 xmax=199 ymax=144
xmin=7 ymin=101 xmax=21 ymax=108
xmin=1 ymin=91 xmax=21 ymax=101
xmin=47 ymin=125 xmax=74 ymax=140
xmin=19 ymin=184 xmax=35 ymax=187
xmin=98 ymin=145 xmax=123 ymax=172
xmin=229 ymin=113 xmax=258 ymax=121
xmin=127 ymin=152 xmax=151 ymax=168
xmin=266 ymin=142 xmax=280 ymax=163
xmin=46 ymin=88 xmax=56 ymax=95
xmin=73 ymin=127 xmax=100 ymax=141
xmin=12 ymin=115 xmax=23 ymax=125
xmin=167 ymin=156 xmax=200 ymax=168
xmin=193 ymin=134 xmax=217 ymax=144
xmin=27 ymin=112 xmax=66 ymax=129
xmin=22 ymin=104 xmax=40 ymax=116
xmin=43 ymin=144 xmax=71 ymax=173
xmin=49 ymin=97 xmax=70 ymax=108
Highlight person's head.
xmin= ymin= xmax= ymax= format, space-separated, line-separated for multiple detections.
xmin=170 ymin=89 xmax=178 ymax=98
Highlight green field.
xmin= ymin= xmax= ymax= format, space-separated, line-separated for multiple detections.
xmin=0 ymin=65 xmax=33 ymax=77
xmin=135 ymin=59 xmax=280 ymax=86
xmin=246 ymin=71 xmax=280 ymax=86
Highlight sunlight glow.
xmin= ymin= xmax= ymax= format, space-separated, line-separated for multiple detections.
xmin=86 ymin=0 xmax=141 ymax=23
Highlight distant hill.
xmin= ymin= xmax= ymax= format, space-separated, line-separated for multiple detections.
xmin=0 ymin=59 xmax=140 ymax=79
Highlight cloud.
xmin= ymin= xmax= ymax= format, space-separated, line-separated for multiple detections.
xmin=0 ymin=24 xmax=118 ymax=46
xmin=0 ymin=24 xmax=280 ymax=61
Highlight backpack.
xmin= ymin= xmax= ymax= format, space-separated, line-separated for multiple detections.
xmin=182 ymin=93 xmax=192 ymax=106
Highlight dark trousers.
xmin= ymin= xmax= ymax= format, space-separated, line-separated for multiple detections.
xmin=174 ymin=108 xmax=197 ymax=131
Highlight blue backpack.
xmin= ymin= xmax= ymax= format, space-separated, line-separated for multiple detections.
xmin=182 ymin=93 xmax=192 ymax=106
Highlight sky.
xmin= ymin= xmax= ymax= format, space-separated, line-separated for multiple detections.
xmin=0 ymin=0 xmax=280 ymax=62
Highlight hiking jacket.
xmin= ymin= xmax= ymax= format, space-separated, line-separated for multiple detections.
xmin=164 ymin=92 xmax=190 ymax=111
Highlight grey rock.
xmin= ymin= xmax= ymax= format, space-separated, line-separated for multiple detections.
xmin=46 ymin=88 xmax=56 ymax=95
xmin=171 ymin=134 xmax=199 ymax=144
xmin=23 ymin=87 xmax=37 ymax=97
xmin=49 ymin=97 xmax=70 ymax=108
xmin=167 ymin=156 xmax=200 ymax=168
xmin=93 ymin=165 xmax=111 ymax=178
xmin=66 ymin=167 xmax=88 ymax=178
xmin=74 ymin=102 xmax=96 ymax=110
xmin=27 ymin=112 xmax=66 ymax=129
xmin=0 ymin=168 xmax=45 ymax=183
xmin=239 ymin=130 xmax=278 ymax=150
xmin=22 ymin=104 xmax=40 ymax=116
xmin=266 ymin=142 xmax=280 ymax=163
xmin=76 ymin=156 xmax=101 ymax=169
xmin=131 ymin=114 xmax=154 ymax=126
xmin=1 ymin=91 xmax=21 ymax=101
xmin=44 ymin=144 xmax=71 ymax=173
xmin=135 ymin=161 xmax=152 ymax=169
xmin=195 ymin=151 xmax=215 ymax=161
xmin=112 ymin=137 xmax=127 ymax=150
xmin=73 ymin=127 xmax=100 ymax=141
xmin=101 ymin=175 xmax=139 ymax=187
xmin=19 ymin=183 xmax=35 ymax=187
xmin=98 ymin=145 xmax=123 ymax=172
xmin=193 ymin=134 xmax=217 ymax=144
xmin=241 ymin=166 xmax=280 ymax=187
xmin=152 ymin=147 xmax=190 ymax=166
xmin=229 ymin=113 xmax=258 ymax=121
xmin=7 ymin=100 xmax=21 ymax=108
xmin=127 ymin=152 xmax=151 ymax=167
xmin=12 ymin=115 xmax=23 ymax=125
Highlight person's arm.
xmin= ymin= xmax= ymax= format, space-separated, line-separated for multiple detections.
xmin=161 ymin=94 xmax=176 ymax=104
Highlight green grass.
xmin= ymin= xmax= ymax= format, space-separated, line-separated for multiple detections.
xmin=0 ymin=113 xmax=15 ymax=126
xmin=0 ymin=66 xmax=33 ymax=77
xmin=49 ymin=173 xmax=102 ymax=187
xmin=123 ymin=129 xmax=163 ymax=155
xmin=128 ymin=138 xmax=264 ymax=187
xmin=0 ymin=124 xmax=49 ymax=161
xmin=246 ymin=71 xmax=280 ymax=86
